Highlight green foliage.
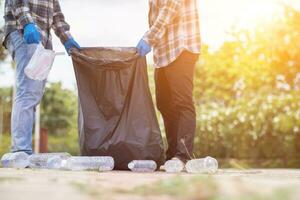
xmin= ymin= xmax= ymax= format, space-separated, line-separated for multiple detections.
xmin=0 ymin=0 xmax=8 ymax=63
xmin=0 ymin=87 xmax=13 ymax=133
xmin=41 ymin=82 xmax=77 ymax=135
xmin=193 ymin=6 xmax=300 ymax=163
xmin=0 ymin=133 xmax=80 ymax=156
xmin=0 ymin=134 xmax=10 ymax=156
xmin=48 ymin=132 xmax=80 ymax=155
xmin=195 ymin=6 xmax=300 ymax=104
xmin=0 ymin=29 xmax=7 ymax=62
xmin=0 ymin=82 xmax=79 ymax=156
xmin=195 ymin=91 xmax=300 ymax=161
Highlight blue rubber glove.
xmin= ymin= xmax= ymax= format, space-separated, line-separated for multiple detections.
xmin=136 ymin=39 xmax=151 ymax=56
xmin=64 ymin=38 xmax=81 ymax=55
xmin=23 ymin=23 xmax=41 ymax=44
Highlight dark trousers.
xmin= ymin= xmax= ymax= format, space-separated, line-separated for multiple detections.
xmin=155 ymin=51 xmax=199 ymax=162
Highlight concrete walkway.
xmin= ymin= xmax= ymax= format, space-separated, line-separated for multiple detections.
xmin=0 ymin=169 xmax=300 ymax=200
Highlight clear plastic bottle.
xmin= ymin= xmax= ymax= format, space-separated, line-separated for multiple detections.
xmin=46 ymin=156 xmax=64 ymax=169
xmin=29 ymin=153 xmax=71 ymax=169
xmin=1 ymin=152 xmax=29 ymax=168
xmin=128 ymin=160 xmax=157 ymax=172
xmin=62 ymin=156 xmax=114 ymax=171
xmin=185 ymin=156 xmax=218 ymax=174
xmin=164 ymin=159 xmax=185 ymax=173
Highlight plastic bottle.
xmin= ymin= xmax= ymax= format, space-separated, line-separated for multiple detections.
xmin=185 ymin=156 xmax=218 ymax=174
xmin=128 ymin=160 xmax=157 ymax=172
xmin=46 ymin=156 xmax=64 ymax=169
xmin=29 ymin=153 xmax=71 ymax=169
xmin=62 ymin=156 xmax=114 ymax=171
xmin=1 ymin=152 xmax=29 ymax=168
xmin=164 ymin=159 xmax=185 ymax=173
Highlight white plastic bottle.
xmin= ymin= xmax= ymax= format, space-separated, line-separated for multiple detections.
xmin=128 ymin=160 xmax=157 ymax=172
xmin=46 ymin=156 xmax=65 ymax=169
xmin=1 ymin=152 xmax=29 ymax=168
xmin=164 ymin=159 xmax=185 ymax=173
xmin=62 ymin=156 xmax=114 ymax=171
xmin=185 ymin=156 xmax=218 ymax=174
xmin=29 ymin=153 xmax=71 ymax=169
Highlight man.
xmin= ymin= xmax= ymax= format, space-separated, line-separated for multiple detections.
xmin=3 ymin=0 xmax=80 ymax=155
xmin=137 ymin=0 xmax=201 ymax=164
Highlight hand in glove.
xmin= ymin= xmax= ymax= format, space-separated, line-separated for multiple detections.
xmin=136 ymin=39 xmax=151 ymax=56
xmin=64 ymin=38 xmax=81 ymax=55
xmin=23 ymin=23 xmax=41 ymax=44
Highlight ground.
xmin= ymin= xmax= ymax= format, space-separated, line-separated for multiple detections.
xmin=0 ymin=169 xmax=300 ymax=200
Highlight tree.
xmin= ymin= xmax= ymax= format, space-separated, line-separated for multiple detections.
xmin=194 ymin=5 xmax=300 ymax=105
xmin=0 ymin=0 xmax=9 ymax=136
xmin=0 ymin=0 xmax=7 ymax=62
xmin=41 ymin=82 xmax=77 ymax=135
xmin=0 ymin=87 xmax=13 ymax=134
xmin=192 ymin=6 xmax=300 ymax=165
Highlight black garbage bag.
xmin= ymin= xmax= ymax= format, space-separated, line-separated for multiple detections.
xmin=71 ymin=47 xmax=165 ymax=170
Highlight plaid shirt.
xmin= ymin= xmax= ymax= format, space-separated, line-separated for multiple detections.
xmin=3 ymin=0 xmax=72 ymax=49
xmin=143 ymin=0 xmax=201 ymax=68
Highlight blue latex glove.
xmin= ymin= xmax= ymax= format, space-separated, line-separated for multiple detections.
xmin=64 ymin=38 xmax=81 ymax=55
xmin=136 ymin=39 xmax=151 ymax=56
xmin=23 ymin=23 xmax=41 ymax=44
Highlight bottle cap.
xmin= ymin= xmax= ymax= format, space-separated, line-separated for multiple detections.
xmin=128 ymin=162 xmax=134 ymax=169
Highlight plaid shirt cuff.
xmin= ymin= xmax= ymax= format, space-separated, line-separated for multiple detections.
xmin=142 ymin=32 xmax=156 ymax=47
xmin=18 ymin=12 xmax=34 ymax=28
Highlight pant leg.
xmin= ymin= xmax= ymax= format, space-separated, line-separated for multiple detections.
xmin=155 ymin=68 xmax=179 ymax=160
xmin=161 ymin=51 xmax=198 ymax=162
xmin=7 ymin=31 xmax=47 ymax=155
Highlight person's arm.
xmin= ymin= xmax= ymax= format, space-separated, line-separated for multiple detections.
xmin=10 ymin=0 xmax=34 ymax=28
xmin=52 ymin=0 xmax=72 ymax=44
xmin=11 ymin=0 xmax=40 ymax=44
xmin=143 ymin=0 xmax=182 ymax=46
xmin=52 ymin=0 xmax=80 ymax=54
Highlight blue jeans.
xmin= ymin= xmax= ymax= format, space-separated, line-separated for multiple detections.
xmin=6 ymin=31 xmax=46 ymax=155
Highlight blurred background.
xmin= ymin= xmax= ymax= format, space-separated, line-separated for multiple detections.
xmin=0 ymin=0 xmax=300 ymax=168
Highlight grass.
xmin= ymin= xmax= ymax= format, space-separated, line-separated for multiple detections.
xmin=127 ymin=176 xmax=294 ymax=200
xmin=0 ymin=176 xmax=24 ymax=183
xmin=0 ymin=168 xmax=296 ymax=200
xmin=69 ymin=181 xmax=104 ymax=198
xmin=76 ymin=175 xmax=292 ymax=200
xmin=131 ymin=176 xmax=217 ymax=199
xmin=69 ymin=176 xmax=217 ymax=199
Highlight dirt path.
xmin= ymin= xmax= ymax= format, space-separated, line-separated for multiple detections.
xmin=0 ymin=169 xmax=300 ymax=200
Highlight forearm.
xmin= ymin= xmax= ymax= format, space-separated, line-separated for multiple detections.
xmin=11 ymin=0 xmax=34 ymax=28
xmin=143 ymin=0 xmax=181 ymax=46
xmin=52 ymin=0 xmax=72 ymax=44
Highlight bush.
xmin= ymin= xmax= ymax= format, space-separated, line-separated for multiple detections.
xmin=41 ymin=82 xmax=78 ymax=136
xmin=48 ymin=132 xmax=80 ymax=156
xmin=191 ymin=6 xmax=300 ymax=166
xmin=194 ymin=90 xmax=300 ymax=162
xmin=0 ymin=132 xmax=80 ymax=157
